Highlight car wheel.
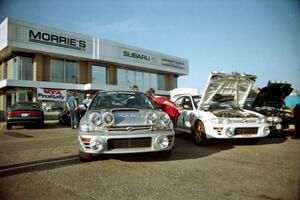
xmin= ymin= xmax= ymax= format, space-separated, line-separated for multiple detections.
xmin=192 ymin=120 xmax=208 ymax=146
xmin=79 ymin=151 xmax=92 ymax=162
xmin=6 ymin=124 xmax=12 ymax=130
xmin=159 ymin=150 xmax=172 ymax=158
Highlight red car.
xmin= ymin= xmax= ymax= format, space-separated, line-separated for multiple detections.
xmin=6 ymin=102 xmax=44 ymax=129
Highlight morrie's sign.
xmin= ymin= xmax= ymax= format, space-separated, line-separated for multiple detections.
xmin=29 ymin=29 xmax=86 ymax=51
xmin=37 ymin=88 xmax=66 ymax=101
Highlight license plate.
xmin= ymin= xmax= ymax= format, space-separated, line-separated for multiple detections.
xmin=21 ymin=113 xmax=29 ymax=117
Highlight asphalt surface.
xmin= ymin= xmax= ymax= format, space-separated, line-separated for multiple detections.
xmin=0 ymin=122 xmax=299 ymax=200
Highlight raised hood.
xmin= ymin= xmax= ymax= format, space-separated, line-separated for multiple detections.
xmin=251 ymin=82 xmax=293 ymax=109
xmin=199 ymin=72 xmax=256 ymax=108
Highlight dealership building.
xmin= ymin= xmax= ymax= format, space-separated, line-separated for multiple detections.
xmin=0 ymin=17 xmax=188 ymax=121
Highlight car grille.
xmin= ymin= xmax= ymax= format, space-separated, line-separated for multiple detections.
xmin=231 ymin=119 xmax=257 ymax=123
xmin=107 ymin=138 xmax=152 ymax=150
xmin=107 ymin=125 xmax=151 ymax=132
xmin=234 ymin=128 xmax=258 ymax=135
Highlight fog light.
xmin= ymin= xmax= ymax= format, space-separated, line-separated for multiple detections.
xmin=155 ymin=136 xmax=169 ymax=149
xmin=263 ymin=127 xmax=271 ymax=135
xmin=225 ymin=127 xmax=234 ymax=137
xmin=275 ymin=124 xmax=282 ymax=130
xmin=90 ymin=137 xmax=105 ymax=151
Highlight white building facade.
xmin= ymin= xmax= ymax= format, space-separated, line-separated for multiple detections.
xmin=0 ymin=18 xmax=188 ymax=120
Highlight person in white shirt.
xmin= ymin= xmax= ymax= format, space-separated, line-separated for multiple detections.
xmin=83 ymin=93 xmax=92 ymax=108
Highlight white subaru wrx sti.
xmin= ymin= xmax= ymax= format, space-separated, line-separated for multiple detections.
xmin=171 ymin=72 xmax=270 ymax=145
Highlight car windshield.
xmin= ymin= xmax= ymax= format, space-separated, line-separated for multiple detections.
xmin=11 ymin=102 xmax=41 ymax=110
xmin=202 ymin=102 xmax=239 ymax=111
xmin=90 ymin=91 xmax=155 ymax=110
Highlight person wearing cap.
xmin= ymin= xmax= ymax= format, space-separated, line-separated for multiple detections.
xmin=83 ymin=93 xmax=92 ymax=108
xmin=146 ymin=88 xmax=182 ymax=126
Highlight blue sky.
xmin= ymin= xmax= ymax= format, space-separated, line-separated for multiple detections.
xmin=1 ymin=0 xmax=299 ymax=92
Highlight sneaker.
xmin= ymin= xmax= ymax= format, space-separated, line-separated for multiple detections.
xmin=74 ymin=125 xmax=77 ymax=129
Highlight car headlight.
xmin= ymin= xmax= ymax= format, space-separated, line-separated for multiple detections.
xmin=90 ymin=137 xmax=105 ymax=152
xmin=258 ymin=117 xmax=267 ymax=123
xmin=102 ymin=112 xmax=114 ymax=126
xmin=263 ymin=127 xmax=270 ymax=135
xmin=80 ymin=122 xmax=91 ymax=132
xmin=159 ymin=113 xmax=171 ymax=126
xmin=155 ymin=135 xmax=169 ymax=149
xmin=273 ymin=117 xmax=281 ymax=123
xmin=225 ymin=127 xmax=234 ymax=137
xmin=88 ymin=112 xmax=102 ymax=126
xmin=147 ymin=112 xmax=159 ymax=125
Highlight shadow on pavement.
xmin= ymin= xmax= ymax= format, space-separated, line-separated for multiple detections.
xmin=0 ymin=155 xmax=81 ymax=178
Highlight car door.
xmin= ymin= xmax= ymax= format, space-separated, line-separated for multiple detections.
xmin=181 ymin=96 xmax=195 ymax=131
xmin=174 ymin=96 xmax=185 ymax=129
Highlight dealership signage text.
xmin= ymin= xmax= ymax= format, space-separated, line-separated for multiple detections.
xmin=123 ymin=50 xmax=150 ymax=61
xmin=29 ymin=30 xmax=86 ymax=51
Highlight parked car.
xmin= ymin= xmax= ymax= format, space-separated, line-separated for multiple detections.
xmin=250 ymin=82 xmax=294 ymax=133
xmin=171 ymin=72 xmax=270 ymax=145
xmin=6 ymin=101 xmax=44 ymax=129
xmin=78 ymin=91 xmax=175 ymax=161
xmin=58 ymin=105 xmax=86 ymax=125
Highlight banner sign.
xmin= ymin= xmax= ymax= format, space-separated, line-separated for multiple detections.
xmin=37 ymin=88 xmax=66 ymax=101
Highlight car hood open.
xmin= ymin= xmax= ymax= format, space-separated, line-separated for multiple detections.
xmin=199 ymin=72 xmax=256 ymax=109
xmin=252 ymin=82 xmax=293 ymax=109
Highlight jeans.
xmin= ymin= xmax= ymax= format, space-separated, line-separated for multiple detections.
xmin=70 ymin=108 xmax=79 ymax=128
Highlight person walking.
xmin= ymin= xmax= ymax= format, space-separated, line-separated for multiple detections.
xmin=66 ymin=91 xmax=79 ymax=129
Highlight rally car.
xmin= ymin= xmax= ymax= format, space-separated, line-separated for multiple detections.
xmin=171 ymin=72 xmax=270 ymax=145
xmin=250 ymin=82 xmax=294 ymax=133
xmin=78 ymin=91 xmax=174 ymax=161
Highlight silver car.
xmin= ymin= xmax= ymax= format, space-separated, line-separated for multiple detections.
xmin=78 ymin=91 xmax=175 ymax=161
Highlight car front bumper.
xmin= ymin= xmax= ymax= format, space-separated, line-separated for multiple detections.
xmin=78 ymin=130 xmax=175 ymax=155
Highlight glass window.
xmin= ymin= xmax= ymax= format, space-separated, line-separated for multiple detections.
xmin=117 ymin=68 xmax=127 ymax=86
xmin=65 ymin=61 xmax=79 ymax=83
xmin=50 ymin=59 xmax=79 ymax=83
xmin=13 ymin=56 xmax=33 ymax=80
xmin=135 ymin=71 xmax=143 ymax=90
xmin=158 ymin=74 xmax=165 ymax=90
xmin=173 ymin=76 xmax=178 ymax=89
xmin=143 ymin=72 xmax=150 ymax=91
xmin=150 ymin=73 xmax=158 ymax=90
xmin=127 ymin=70 xmax=135 ymax=88
xmin=92 ymin=65 xmax=107 ymax=84
xmin=50 ymin=59 xmax=64 ymax=82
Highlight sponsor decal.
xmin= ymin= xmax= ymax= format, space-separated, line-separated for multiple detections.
xmin=29 ymin=30 xmax=86 ymax=51
xmin=37 ymin=88 xmax=66 ymax=101
xmin=116 ymin=113 xmax=144 ymax=118
xmin=123 ymin=50 xmax=150 ymax=61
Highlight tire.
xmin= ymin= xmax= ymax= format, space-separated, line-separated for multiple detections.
xmin=79 ymin=151 xmax=92 ymax=162
xmin=159 ymin=150 xmax=172 ymax=158
xmin=192 ymin=120 xmax=209 ymax=146
xmin=6 ymin=124 xmax=12 ymax=130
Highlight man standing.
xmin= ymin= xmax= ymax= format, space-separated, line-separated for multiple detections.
xmin=83 ymin=93 xmax=92 ymax=108
xmin=66 ymin=91 xmax=78 ymax=129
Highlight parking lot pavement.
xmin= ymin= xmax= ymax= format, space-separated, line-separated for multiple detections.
xmin=0 ymin=123 xmax=299 ymax=200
